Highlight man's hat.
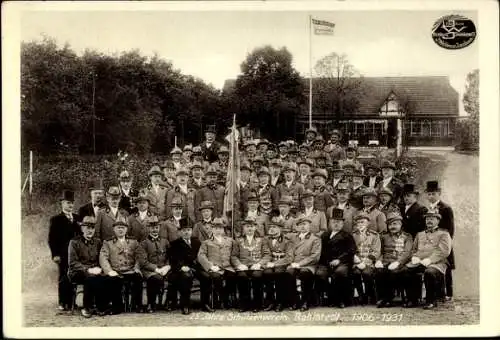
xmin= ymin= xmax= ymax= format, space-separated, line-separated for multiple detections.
xmin=403 ymin=183 xmax=419 ymax=195
xmin=380 ymin=159 xmax=396 ymax=170
xmin=148 ymin=165 xmax=163 ymax=177
xmin=386 ymin=211 xmax=403 ymax=224
xmin=313 ymin=135 xmax=325 ymax=144
xmin=199 ymin=200 xmax=215 ymax=211
xmin=218 ymin=145 xmax=229 ymax=154
xmin=260 ymin=193 xmax=273 ymax=203
xmin=329 ymin=208 xmax=344 ymax=221
xmin=269 ymin=158 xmax=281 ymax=167
xmin=424 ymin=207 xmax=442 ymax=220
xmin=146 ymin=215 xmax=160 ymax=225
xmin=247 ymin=192 xmax=260 ymax=202
xmin=425 ymin=181 xmax=441 ymax=192
xmin=205 ymin=125 xmax=216 ymax=134
xmin=176 ymin=167 xmax=190 ymax=177
xmin=329 ymin=129 xmax=342 ymax=138
xmin=134 ymin=189 xmax=153 ymax=204
xmin=119 ymin=170 xmax=132 ymax=181
xmin=299 ymin=143 xmax=310 ymax=150
xmin=304 ymin=126 xmax=318 ymax=136
xmin=170 ymin=146 xmax=182 ymax=155
xmin=205 ymin=166 xmax=218 ymax=176
xmin=346 ymin=145 xmax=357 ymax=152
xmin=354 ymin=211 xmax=370 ymax=222
xmin=287 ymin=145 xmax=299 ymax=154
xmin=244 ymin=140 xmax=257 ymax=148
xmin=278 ymin=141 xmax=288 ymax=148
xmin=351 ymin=169 xmax=365 ymax=178
xmin=278 ymin=195 xmax=294 ymax=206
xmin=60 ymin=189 xmax=75 ymax=202
xmin=257 ymin=166 xmax=270 ymax=177
xmin=113 ymin=216 xmax=129 ymax=228
xmin=267 ymin=222 xmax=282 ymax=237
xmin=106 ymin=186 xmax=121 ymax=198
xmin=240 ymin=162 xmax=252 ymax=172
xmin=169 ymin=196 xmax=184 ymax=208
xmin=378 ymin=187 xmax=394 ymax=197
xmin=179 ymin=218 xmax=191 ymax=229
xmin=192 ymin=146 xmax=203 ymax=155
xmin=190 ymin=161 xmax=204 ymax=170
xmin=183 ymin=144 xmax=193 ymax=152
xmin=297 ymin=215 xmax=312 ymax=225
xmin=301 ymin=189 xmax=315 ymax=200
xmin=312 ymin=168 xmax=329 ymax=180
xmin=252 ymin=155 xmax=265 ymax=164
xmin=365 ymin=161 xmax=380 ymax=171
xmin=162 ymin=159 xmax=175 ymax=170
xmin=88 ymin=178 xmax=105 ymax=192
xmin=341 ymin=161 xmax=357 ymax=170
xmin=336 ymin=181 xmax=350 ymax=192
xmin=297 ymin=158 xmax=314 ymax=167
xmin=212 ymin=217 xmax=227 ymax=228
xmin=362 ymin=188 xmax=378 ymax=198
xmin=332 ymin=164 xmax=345 ymax=173
xmin=257 ymin=138 xmax=269 ymax=146
xmin=283 ymin=162 xmax=297 ymax=173
xmin=79 ymin=215 xmax=97 ymax=227
xmin=241 ymin=217 xmax=258 ymax=227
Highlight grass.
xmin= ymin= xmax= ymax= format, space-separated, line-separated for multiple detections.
xmin=21 ymin=151 xmax=479 ymax=326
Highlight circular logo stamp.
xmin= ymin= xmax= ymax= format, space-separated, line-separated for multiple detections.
xmin=432 ymin=15 xmax=476 ymax=50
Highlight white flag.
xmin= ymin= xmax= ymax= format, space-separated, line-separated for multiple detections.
xmin=312 ymin=18 xmax=335 ymax=35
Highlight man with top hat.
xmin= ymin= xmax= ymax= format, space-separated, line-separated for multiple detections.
xmin=231 ymin=218 xmax=271 ymax=312
xmin=285 ymin=216 xmax=321 ymax=311
xmin=198 ymin=217 xmax=237 ymax=312
xmin=324 ymin=129 xmax=346 ymax=162
xmin=271 ymin=196 xmax=297 ymax=237
xmin=351 ymin=211 xmax=381 ymax=305
xmin=144 ymin=165 xmax=168 ymax=217
xmin=139 ymin=216 xmax=171 ymax=313
xmin=95 ymin=186 xmax=129 ymax=241
xmin=316 ymin=208 xmax=357 ymax=308
xmin=262 ymin=221 xmax=294 ymax=311
xmin=188 ymin=161 xmax=206 ymax=191
xmin=363 ymin=161 xmax=382 ymax=189
xmin=298 ymin=189 xmax=328 ymax=237
xmin=276 ymin=162 xmax=304 ymax=214
xmin=193 ymin=165 xmax=224 ymax=221
xmin=401 ymin=208 xmax=452 ymax=309
xmin=161 ymin=160 xmax=177 ymax=190
xmin=68 ymin=216 xmax=108 ymax=317
xmin=326 ymin=181 xmax=357 ymax=233
xmin=78 ymin=179 xmax=106 ymax=221
xmin=312 ymin=168 xmax=335 ymax=213
xmin=127 ymin=189 xmax=155 ymax=242
xmin=361 ymin=188 xmax=387 ymax=234
xmin=193 ymin=201 xmax=215 ymax=242
xmin=256 ymin=166 xmax=279 ymax=208
xmin=201 ymin=125 xmax=221 ymax=163
xmin=182 ymin=144 xmax=193 ymax=165
xmin=303 ymin=126 xmax=318 ymax=147
xmin=348 ymin=169 xmax=367 ymax=210
xmin=374 ymin=211 xmax=413 ymax=308
xmin=118 ymin=170 xmax=139 ymax=215
xmin=269 ymin=158 xmax=284 ymax=187
xmin=376 ymin=159 xmax=403 ymax=204
xmin=378 ymin=187 xmax=400 ymax=216
xmin=330 ymin=162 xmax=345 ymax=191
xmin=99 ymin=216 xmax=144 ymax=314
xmin=425 ymin=180 xmax=455 ymax=301
xmin=165 ymin=166 xmax=196 ymax=223
xmin=164 ymin=196 xmax=187 ymax=242
xmin=400 ymin=183 xmax=428 ymax=239
xmin=297 ymin=158 xmax=315 ymax=191
xmin=168 ymin=220 xmax=202 ymax=314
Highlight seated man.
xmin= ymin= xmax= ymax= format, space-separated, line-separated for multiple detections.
xmin=231 ymin=218 xmax=271 ymax=313
xmin=197 ymin=218 xmax=236 ymax=312
xmin=139 ymin=216 xmax=171 ymax=313
xmin=316 ymin=209 xmax=356 ymax=308
xmin=352 ymin=212 xmax=381 ymax=305
xmin=99 ymin=217 xmax=144 ymax=314
xmin=285 ymin=216 xmax=321 ymax=311
xmin=68 ymin=216 xmax=108 ymax=317
xmin=262 ymin=222 xmax=293 ymax=312
xmin=374 ymin=212 xmax=413 ymax=308
xmin=401 ymin=208 xmax=452 ymax=309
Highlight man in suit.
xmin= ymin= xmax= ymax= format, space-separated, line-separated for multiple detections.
xmin=68 ymin=216 xmax=108 ymax=317
xmin=256 ymin=166 xmax=279 ymax=209
xmin=377 ymin=187 xmax=400 ymax=216
xmin=326 ymin=181 xmax=357 ymax=233
xmin=144 ymin=165 xmax=169 ymax=217
xmin=298 ymin=189 xmax=327 ymax=237
xmin=276 ymin=162 xmax=305 ymax=214
xmin=127 ymin=190 xmax=155 ymax=242
xmin=118 ymin=170 xmax=139 ymax=214
xmin=297 ymin=158 xmax=314 ymax=191
xmin=312 ymin=168 xmax=335 ymax=213
xmin=48 ymin=190 xmax=81 ymax=311
xmin=193 ymin=166 xmax=225 ymax=221
xmin=330 ymin=164 xmax=345 ymax=191
xmin=376 ymin=160 xmax=403 ymax=204
xmin=425 ymin=180 xmax=455 ymax=301
xmin=303 ymin=126 xmax=318 ymax=147
xmin=77 ymin=179 xmax=106 ymax=221
xmin=188 ymin=161 xmax=205 ymax=190
xmin=168 ymin=221 xmax=201 ymax=315
xmin=400 ymin=184 xmax=428 ymax=239
xmin=285 ymin=216 xmax=321 ymax=311
xmin=200 ymin=125 xmax=221 ymax=163
xmin=269 ymin=158 xmax=284 ymax=188
xmin=271 ymin=196 xmax=297 ymax=236
xmin=170 ymin=146 xmax=184 ymax=171
xmin=163 ymin=196 xmax=186 ymax=242
xmin=192 ymin=201 xmax=215 ymax=242
xmin=95 ymin=186 xmax=128 ymax=242
xmin=361 ymin=188 xmax=387 ymax=234
xmin=316 ymin=209 xmax=357 ymax=308
xmin=363 ymin=162 xmax=382 ymax=189
xmin=324 ymin=129 xmax=346 ymax=162
xmin=165 ymin=167 xmax=196 ymax=224
xmin=238 ymin=162 xmax=255 ymax=217
xmin=161 ymin=160 xmax=176 ymax=190
xmin=348 ymin=169 xmax=367 ymax=210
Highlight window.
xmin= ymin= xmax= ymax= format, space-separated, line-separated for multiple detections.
xmin=410 ymin=120 xmax=421 ymax=136
xmin=421 ymin=120 xmax=431 ymax=137
xmin=380 ymin=92 xmax=400 ymax=117
xmin=431 ymin=120 xmax=442 ymax=137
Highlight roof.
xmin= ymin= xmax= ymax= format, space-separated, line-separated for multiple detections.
xmin=222 ymin=76 xmax=459 ymax=117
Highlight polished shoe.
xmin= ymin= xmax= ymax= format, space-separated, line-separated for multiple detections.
xmin=444 ymin=296 xmax=453 ymax=302
xmin=299 ymin=303 xmax=309 ymax=312
xmin=423 ymin=303 xmax=436 ymax=310
xmin=202 ymin=304 xmax=215 ymax=313
xmin=338 ymin=302 xmax=345 ymax=309
xmin=263 ymin=304 xmax=274 ymax=312
xmin=166 ymin=304 xmax=177 ymax=312
xmin=97 ymin=310 xmax=107 ymax=317
xmin=182 ymin=307 xmax=191 ymax=315
xmin=146 ymin=305 xmax=154 ymax=313
xmin=377 ymin=300 xmax=389 ymax=308
xmin=57 ymin=305 xmax=66 ymax=311
xmin=404 ymin=301 xmax=417 ymax=308
xmin=81 ymin=308 xmax=92 ymax=318
xmin=274 ymin=304 xmax=284 ymax=312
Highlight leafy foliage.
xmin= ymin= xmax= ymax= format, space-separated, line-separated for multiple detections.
xmin=457 ymin=69 xmax=479 ymax=151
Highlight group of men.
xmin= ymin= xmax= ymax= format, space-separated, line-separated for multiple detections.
xmin=48 ymin=125 xmax=455 ymax=318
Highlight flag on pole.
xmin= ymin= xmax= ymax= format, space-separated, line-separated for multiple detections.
xmin=223 ymin=115 xmax=240 ymax=236
xmin=312 ymin=18 xmax=335 ymax=35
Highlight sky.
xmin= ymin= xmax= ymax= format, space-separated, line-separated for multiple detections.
xmin=21 ymin=9 xmax=478 ymax=115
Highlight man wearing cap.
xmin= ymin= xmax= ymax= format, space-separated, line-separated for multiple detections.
xmin=312 ymin=168 xmax=335 ymax=213
xmin=139 ymin=216 xmax=171 ymax=313
xmin=376 ymin=159 xmax=403 ymax=204
xmin=78 ymin=179 xmax=106 ymax=221
xmin=95 ymin=186 xmax=128 ymax=242
xmin=191 ymin=146 xmax=210 ymax=172
xmin=330 ymin=163 xmax=345 ymax=191
xmin=363 ymin=162 xmax=382 ymax=189
xmin=161 ymin=160 xmax=177 ymax=190
xmin=352 ymin=211 xmax=381 ymax=305
xmin=378 ymin=187 xmax=400 ymax=216
xmin=193 ymin=166 xmax=224 ymax=221
xmin=231 ymin=218 xmax=271 ymax=312
xmin=182 ymin=144 xmax=193 ymax=165
xmin=272 ymin=196 xmax=297 ymax=237
xmin=266 ymin=143 xmax=278 ymax=161
xmin=316 ymin=209 xmax=356 ymax=308
xmin=244 ymin=192 xmax=267 ymax=237
xmin=251 ymin=155 xmax=267 ymax=173
xmin=198 ymin=218 xmax=236 ymax=312
xmin=303 ymin=126 xmax=318 ymax=147
xmin=296 ymin=158 xmax=314 ymax=191
xmin=118 ymin=170 xmax=139 ymax=214
xmin=287 ymin=144 xmax=299 ymax=163
xmin=285 ymin=216 xmax=321 ymax=311
xmin=277 ymin=141 xmax=289 ymax=162
xmin=170 ymin=146 xmax=184 ymax=171
xmin=257 ymin=139 xmax=269 ymax=157
xmin=243 ymin=140 xmax=258 ymax=164
xmin=164 ymin=196 xmax=187 ymax=242
xmin=165 ymin=167 xmax=196 ymax=223
xmin=262 ymin=222 xmax=293 ymax=311
xmin=168 ymin=220 xmax=202 ymax=314
xmin=324 ymin=129 xmax=346 ymax=162
xmin=401 ymin=208 xmax=452 ymax=309
xmin=188 ymin=161 xmax=206 ymax=190
xmin=238 ymin=161 xmax=255 ymax=216
xmin=298 ymin=143 xmax=310 ymax=159
xmin=326 ymin=181 xmax=356 ymax=233
xmin=298 ymin=189 xmax=328 ymax=237
xmin=193 ymin=201 xmax=215 ymax=242
xmin=361 ymin=188 xmax=387 ymax=234
xmin=127 ymin=190 xmax=155 ymax=242
xmin=269 ymin=159 xmax=284 ymax=187
xmin=425 ymin=180 xmax=455 ymax=301
xmin=276 ymin=162 xmax=305 ymax=214
xmin=99 ymin=216 xmax=144 ymax=314
xmin=340 ymin=146 xmax=363 ymax=173
xmin=348 ymin=169 xmax=367 ymax=210
xmin=256 ymin=166 xmax=278 ymax=208
xmin=68 ymin=216 xmax=108 ymax=317
xmin=144 ymin=165 xmax=168 ymax=217
xmin=201 ymin=125 xmax=221 ymax=163
xmin=374 ymin=212 xmax=413 ymax=308
xmin=400 ymin=184 xmax=428 ymax=239
xmin=213 ymin=145 xmax=230 ymax=185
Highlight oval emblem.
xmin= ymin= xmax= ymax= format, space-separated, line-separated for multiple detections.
xmin=432 ymin=15 xmax=476 ymax=50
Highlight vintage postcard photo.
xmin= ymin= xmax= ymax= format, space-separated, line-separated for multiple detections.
xmin=3 ymin=0 xmax=499 ymax=338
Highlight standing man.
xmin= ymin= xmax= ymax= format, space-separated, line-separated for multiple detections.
xmin=171 ymin=146 xmax=184 ymax=171
xmin=200 ymin=125 xmax=221 ymax=163
xmin=324 ymin=129 xmax=346 ymax=162
xmin=326 ymin=181 xmax=357 ymax=233
xmin=165 ymin=167 xmax=196 ymax=223
xmin=272 ymin=196 xmax=297 ymax=236
xmin=311 ymin=168 xmax=335 ymax=213
xmin=348 ymin=169 xmax=367 ymax=210
xmin=144 ymin=165 xmax=168 ymax=217
xmin=95 ymin=186 xmax=126 ymax=242
xmin=297 ymin=158 xmax=314 ymax=191
xmin=425 ymin=180 xmax=455 ymax=301
xmin=298 ymin=190 xmax=327 ymax=237
xmin=303 ymin=126 xmax=318 ymax=148
xmin=163 ymin=197 xmax=186 ymax=242
xmin=188 ymin=161 xmax=205 ymax=190
xmin=192 ymin=201 xmax=215 ymax=242
xmin=400 ymin=184 xmax=428 ymax=239
xmin=330 ymin=164 xmax=345 ymax=191
xmin=161 ymin=160 xmax=177 ymax=190
xmin=127 ymin=190 xmax=155 ymax=242
xmin=193 ymin=166 xmax=225 ymax=221
xmin=276 ymin=162 xmax=305 ymax=214
xmin=78 ymin=179 xmax=106 ymax=220
xmin=48 ymin=189 xmax=80 ymax=311
xmin=238 ymin=162 xmax=255 ymax=216
xmin=118 ymin=170 xmax=139 ymax=214
xmin=269 ymin=159 xmax=284 ymax=188
xmin=363 ymin=162 xmax=382 ymax=189
xmin=376 ymin=160 xmax=403 ymax=204
xmin=361 ymin=188 xmax=387 ymax=234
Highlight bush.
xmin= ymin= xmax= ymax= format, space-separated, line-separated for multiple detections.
xmin=455 ymin=119 xmax=479 ymax=152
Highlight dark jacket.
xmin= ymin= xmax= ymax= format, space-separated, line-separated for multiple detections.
xmin=68 ymin=235 xmax=102 ymax=281
xmin=319 ymin=230 xmax=356 ymax=267
xmin=400 ymin=202 xmax=428 ymax=239
xmin=119 ymin=187 xmax=139 ymax=214
xmin=77 ymin=203 xmax=97 ymax=221
xmin=140 ymin=236 xmax=170 ymax=279
xmin=436 ymin=201 xmax=455 ymax=269
xmin=363 ymin=175 xmax=382 ymax=189
xmin=169 ymin=237 xmax=201 ymax=272
xmin=200 ymin=141 xmax=222 ymax=163
xmin=48 ymin=212 xmax=81 ymax=259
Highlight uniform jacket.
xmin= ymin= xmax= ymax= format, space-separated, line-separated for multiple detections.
xmin=313 ymin=186 xmax=335 ymax=212
xmin=273 ymin=214 xmax=297 ymax=235
xmin=119 ymin=187 xmax=139 ymax=214
xmin=435 ymin=200 xmax=455 ymax=269
xmin=68 ymin=235 xmax=102 ymax=281
xmin=265 ymin=235 xmax=293 ymax=267
xmin=376 ymin=178 xmax=403 ymax=204
xmin=197 ymin=236 xmax=235 ymax=272
xmin=400 ymin=202 xmax=428 ymax=239
xmin=352 ymin=229 xmax=381 ymax=266
xmin=288 ymin=232 xmax=321 ymax=273
xmin=361 ymin=205 xmax=387 ymax=233
xmin=193 ymin=184 xmax=225 ymax=221
xmin=143 ymin=183 xmax=169 ymax=217
xmin=349 ymin=185 xmax=367 ymax=210
xmin=363 ymin=176 xmax=383 ymax=189
xmin=270 ymin=173 xmax=285 ymax=188
xmin=95 ymin=207 xmax=125 ymax=241
xmin=139 ymin=235 xmax=170 ymax=279
xmin=192 ymin=219 xmax=214 ymax=242
xmin=324 ymin=143 xmax=346 ymax=162
xmin=298 ymin=175 xmax=314 ymax=191
xmin=163 ymin=216 xmax=184 ymax=242
xmin=326 ymin=203 xmax=357 ymax=233
xmin=409 ymin=228 xmax=452 ymax=274
xmin=244 ymin=211 xmax=270 ymax=237
xmin=299 ymin=208 xmax=328 ymax=236
xmin=77 ymin=202 xmax=104 ymax=221
xmin=231 ymin=236 xmax=271 ymax=267
xmin=188 ymin=177 xmax=206 ymax=191
xmin=169 ymin=237 xmax=201 ymax=272
xmin=127 ymin=210 xmax=153 ymax=242
xmin=200 ymin=141 xmax=222 ymax=163
xmin=238 ymin=181 xmax=256 ymax=215
xmin=99 ymin=237 xmax=142 ymax=275
xmin=379 ymin=231 xmax=413 ymax=265
xmin=256 ymin=184 xmax=279 ymax=208
xmin=378 ymin=202 xmax=400 ymax=217
xmin=48 ymin=212 xmax=81 ymax=260
xmin=319 ymin=230 xmax=356 ymax=267
xmin=165 ymin=184 xmax=197 ymax=223
xmin=276 ymin=181 xmax=305 ymax=211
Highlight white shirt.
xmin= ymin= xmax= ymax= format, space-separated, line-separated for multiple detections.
xmin=93 ymin=205 xmax=100 ymax=216
xmin=333 ymin=178 xmax=341 ymax=187
xmin=245 ymin=235 xmax=254 ymax=244
xmin=139 ymin=210 xmax=148 ymax=221
xmin=122 ymin=188 xmax=130 ymax=197
xmin=429 ymin=200 xmax=440 ymax=210
xmin=65 ymin=212 xmax=73 ymax=222
xmin=298 ymin=232 xmax=308 ymax=240
xmin=285 ymin=180 xmax=293 ymax=188
xmin=205 ymin=142 xmax=212 ymax=149
xmin=178 ymin=184 xmax=188 ymax=195
xmin=300 ymin=175 xmax=308 ymax=183
xmin=152 ymin=184 xmax=160 ymax=195
xmin=239 ymin=181 xmax=248 ymax=189
xmin=110 ymin=206 xmax=118 ymax=217
xmin=304 ymin=206 xmax=314 ymax=216
xmin=382 ymin=177 xmax=393 ymax=188
xmin=247 ymin=210 xmax=258 ymax=219
xmin=405 ymin=203 xmax=414 ymax=213
xmin=338 ymin=202 xmax=347 ymax=210
xmin=173 ymin=162 xmax=182 ymax=171
xmin=271 ymin=176 xmax=279 ymax=186
xmin=330 ymin=231 xmax=338 ymax=239
xmin=194 ymin=178 xmax=203 ymax=186
xmin=369 ymin=177 xmax=377 ymax=188
xmin=183 ymin=238 xmax=191 ymax=246
xmin=272 ymin=239 xmax=277 ymax=247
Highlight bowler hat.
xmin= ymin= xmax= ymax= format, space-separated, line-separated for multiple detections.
xmin=378 ymin=187 xmax=394 ymax=197
xmin=106 ymin=186 xmax=121 ymax=198
xmin=425 ymin=181 xmax=441 ymax=192
xmin=341 ymin=161 xmax=357 ymax=170
xmin=312 ymin=168 xmax=328 ymax=180
xmin=199 ymin=200 xmax=215 ymax=211
xmin=269 ymin=158 xmax=281 ymax=167
xmin=178 ymin=218 xmax=191 ymax=229
xmin=297 ymin=215 xmax=312 ymax=225
xmin=148 ymin=165 xmax=163 ymax=177
xmin=205 ymin=125 xmax=216 ymax=134
xmin=170 ymin=146 xmax=182 ymax=155
xmin=354 ymin=212 xmax=370 ymax=222
xmin=278 ymin=196 xmax=294 ymax=206
xmin=380 ymin=159 xmax=396 ymax=170
xmin=329 ymin=208 xmax=344 ymax=220
xmin=386 ymin=211 xmax=403 ymax=224
xmin=403 ymin=183 xmax=419 ymax=195
xmin=169 ymin=196 xmax=183 ymax=208
xmin=301 ymin=189 xmax=315 ymax=200
xmin=60 ymin=189 xmax=75 ymax=202
xmin=365 ymin=161 xmax=379 ymax=171
xmin=176 ymin=167 xmax=189 ymax=177
xmin=79 ymin=215 xmax=96 ymax=227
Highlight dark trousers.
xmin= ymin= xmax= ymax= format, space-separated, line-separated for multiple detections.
xmin=375 ymin=267 xmax=405 ymax=302
xmin=286 ymin=268 xmax=315 ymax=306
xmin=316 ymin=264 xmax=351 ymax=305
xmin=58 ymin=259 xmax=73 ymax=307
xmin=169 ymin=270 xmax=194 ymax=308
xmin=352 ymin=266 xmax=375 ymax=303
xmin=445 ymin=266 xmax=453 ymax=297
xmin=146 ymin=275 xmax=165 ymax=307
xmin=263 ymin=266 xmax=288 ymax=306
xmin=402 ymin=265 xmax=444 ymax=304
xmin=199 ymin=269 xmax=235 ymax=308
xmin=70 ymin=272 xmax=108 ymax=311
xmin=107 ymin=273 xmax=143 ymax=312
xmin=236 ymin=270 xmax=264 ymax=309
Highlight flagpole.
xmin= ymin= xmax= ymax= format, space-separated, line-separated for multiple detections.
xmin=231 ymin=114 xmax=236 ymax=239
xmin=308 ymin=15 xmax=313 ymax=129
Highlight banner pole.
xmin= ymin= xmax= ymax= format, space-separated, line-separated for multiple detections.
xmin=309 ymin=15 xmax=313 ymax=129
xmin=29 ymin=150 xmax=33 ymax=211
xmin=231 ymin=114 xmax=236 ymax=239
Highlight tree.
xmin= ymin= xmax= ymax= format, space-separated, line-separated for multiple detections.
xmin=313 ymin=52 xmax=363 ymax=127
xmin=458 ymin=69 xmax=479 ymax=150
xmin=232 ymin=46 xmax=305 ymax=141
